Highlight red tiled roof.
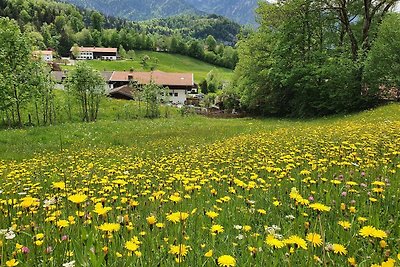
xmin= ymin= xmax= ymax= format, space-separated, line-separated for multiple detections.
xmin=70 ymin=46 xmax=117 ymax=53
xmin=110 ymin=71 xmax=193 ymax=87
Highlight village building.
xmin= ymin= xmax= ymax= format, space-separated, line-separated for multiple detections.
xmin=33 ymin=50 xmax=53 ymax=62
xmin=70 ymin=46 xmax=118 ymax=60
xmin=51 ymin=70 xmax=196 ymax=105
xmin=108 ymin=71 xmax=195 ymax=105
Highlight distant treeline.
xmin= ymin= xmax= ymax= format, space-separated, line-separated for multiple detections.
xmin=0 ymin=0 xmax=239 ymax=69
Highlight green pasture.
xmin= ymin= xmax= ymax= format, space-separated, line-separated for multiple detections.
xmin=61 ymin=51 xmax=234 ymax=83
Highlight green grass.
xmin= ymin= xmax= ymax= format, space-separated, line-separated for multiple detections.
xmin=61 ymin=51 xmax=234 ymax=83
xmin=1 ymin=102 xmax=399 ymax=161
xmin=0 ymin=104 xmax=400 ymax=266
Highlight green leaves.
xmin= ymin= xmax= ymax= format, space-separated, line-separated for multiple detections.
xmin=66 ymin=62 xmax=106 ymax=122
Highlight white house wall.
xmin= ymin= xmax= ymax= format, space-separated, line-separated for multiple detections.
xmin=166 ymin=89 xmax=187 ymax=105
xmin=77 ymin=52 xmax=94 ymax=60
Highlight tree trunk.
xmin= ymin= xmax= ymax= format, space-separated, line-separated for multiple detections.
xmin=35 ymin=100 xmax=40 ymax=126
xmin=14 ymin=87 xmax=22 ymax=127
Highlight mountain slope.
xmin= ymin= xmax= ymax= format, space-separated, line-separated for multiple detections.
xmin=62 ymin=0 xmax=202 ymax=21
xmin=140 ymin=14 xmax=241 ymax=45
xmin=61 ymin=0 xmax=259 ymax=25
xmin=184 ymin=0 xmax=258 ymax=25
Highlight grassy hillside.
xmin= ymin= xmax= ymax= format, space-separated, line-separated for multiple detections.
xmin=0 ymin=104 xmax=399 ymax=266
xmin=1 ymin=103 xmax=399 ymax=161
xmin=62 ymin=51 xmax=234 ymax=83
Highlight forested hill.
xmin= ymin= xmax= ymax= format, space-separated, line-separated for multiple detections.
xmin=61 ymin=0 xmax=202 ymax=21
xmin=0 ymin=0 xmax=239 ymax=69
xmin=140 ymin=14 xmax=241 ymax=45
xmin=184 ymin=0 xmax=258 ymax=25
xmin=61 ymin=0 xmax=259 ymax=25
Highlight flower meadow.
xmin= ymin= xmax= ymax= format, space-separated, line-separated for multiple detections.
xmin=0 ymin=109 xmax=400 ymax=266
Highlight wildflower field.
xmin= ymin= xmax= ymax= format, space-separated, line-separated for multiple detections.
xmin=0 ymin=104 xmax=400 ymax=267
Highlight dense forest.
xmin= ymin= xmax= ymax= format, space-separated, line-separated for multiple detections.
xmin=61 ymin=0 xmax=259 ymax=25
xmin=0 ymin=0 xmax=239 ymax=69
xmin=230 ymin=0 xmax=400 ymax=117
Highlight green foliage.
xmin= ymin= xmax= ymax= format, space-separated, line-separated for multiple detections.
xmin=0 ymin=18 xmax=52 ymax=126
xmin=233 ymin=0 xmax=396 ymax=117
xmin=364 ymin=13 xmax=400 ymax=101
xmin=66 ymin=62 xmax=106 ymax=122
xmin=142 ymin=81 xmax=162 ymax=118
xmin=1 ymin=0 xmax=239 ymax=69
xmin=90 ymin=11 xmax=104 ymax=31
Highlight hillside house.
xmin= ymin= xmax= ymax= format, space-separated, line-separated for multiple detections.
xmin=51 ymin=70 xmax=195 ymax=105
xmin=70 ymin=46 xmax=118 ymax=60
xmin=33 ymin=50 xmax=53 ymax=62
xmin=108 ymin=71 xmax=195 ymax=104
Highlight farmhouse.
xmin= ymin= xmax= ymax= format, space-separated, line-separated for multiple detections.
xmin=70 ymin=46 xmax=118 ymax=60
xmin=108 ymin=71 xmax=195 ymax=105
xmin=51 ymin=70 xmax=195 ymax=104
xmin=33 ymin=50 xmax=53 ymax=62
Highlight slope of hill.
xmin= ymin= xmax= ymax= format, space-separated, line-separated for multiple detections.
xmin=61 ymin=0 xmax=259 ymax=25
xmin=61 ymin=0 xmax=202 ymax=21
xmin=1 ymin=0 xmax=239 ymax=68
xmin=63 ymin=50 xmax=233 ymax=82
xmin=184 ymin=0 xmax=258 ymax=25
xmin=140 ymin=14 xmax=241 ymax=45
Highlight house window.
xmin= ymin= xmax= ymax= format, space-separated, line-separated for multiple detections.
xmin=174 ymin=93 xmax=178 ymax=97
xmin=169 ymin=92 xmax=173 ymax=96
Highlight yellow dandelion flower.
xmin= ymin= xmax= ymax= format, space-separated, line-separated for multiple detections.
xmin=211 ymin=224 xmax=224 ymax=234
xmin=359 ymin=226 xmax=387 ymax=239
xmin=217 ymin=255 xmax=236 ymax=267
xmin=273 ymin=200 xmax=281 ymax=206
xmin=35 ymin=233 xmax=44 ymax=239
xmin=20 ymin=197 xmax=39 ymax=209
xmin=306 ymin=233 xmax=323 ymax=247
xmin=68 ymin=194 xmax=87 ymax=204
xmin=56 ymin=220 xmax=69 ymax=228
xmin=309 ymin=203 xmax=331 ymax=212
xmin=357 ymin=217 xmax=368 ymax=223
xmin=257 ymin=209 xmax=267 ymax=215
xmin=169 ymin=195 xmax=182 ymax=203
xmin=243 ymin=225 xmax=252 ymax=232
xmin=6 ymin=259 xmax=19 ymax=267
xmin=93 ymin=203 xmax=112 ymax=216
xmin=125 ymin=241 xmax=139 ymax=252
xmin=35 ymin=240 xmax=44 ymax=246
xmin=146 ymin=216 xmax=157 ymax=225
xmin=98 ymin=223 xmax=120 ymax=232
xmin=332 ymin=243 xmax=347 ymax=255
xmin=166 ymin=212 xmax=189 ymax=223
xmin=285 ymin=235 xmax=307 ymax=250
xmin=156 ymin=223 xmax=165 ymax=228
xmin=348 ymin=257 xmax=356 ymax=266
xmin=205 ymin=211 xmax=219 ymax=219
xmin=169 ymin=244 xmax=190 ymax=257
xmin=205 ymin=250 xmax=213 ymax=257
xmin=52 ymin=181 xmax=66 ymax=190
xmin=338 ymin=220 xmax=351 ymax=230
xmin=265 ymin=235 xmax=285 ymax=249
xmin=381 ymin=258 xmax=395 ymax=267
